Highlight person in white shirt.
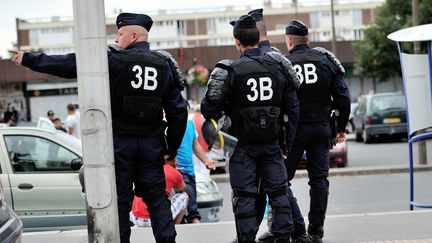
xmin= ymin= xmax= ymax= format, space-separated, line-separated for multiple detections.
xmin=64 ymin=103 xmax=81 ymax=139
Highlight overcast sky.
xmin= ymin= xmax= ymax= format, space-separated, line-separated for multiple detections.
xmin=0 ymin=0 xmax=303 ymax=58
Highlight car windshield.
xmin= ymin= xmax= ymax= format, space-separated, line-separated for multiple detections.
xmin=370 ymin=95 xmax=406 ymax=112
xmin=53 ymin=131 xmax=82 ymax=153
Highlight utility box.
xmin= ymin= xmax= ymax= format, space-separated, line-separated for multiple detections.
xmin=388 ymin=24 xmax=432 ymax=210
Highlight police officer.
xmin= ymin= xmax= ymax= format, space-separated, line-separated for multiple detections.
xmin=10 ymin=13 xmax=187 ymax=243
xmin=201 ymin=15 xmax=299 ymax=243
xmin=284 ymin=20 xmax=351 ymax=243
xmin=245 ymin=9 xmax=310 ymax=243
xmin=248 ymin=8 xmax=279 ymax=53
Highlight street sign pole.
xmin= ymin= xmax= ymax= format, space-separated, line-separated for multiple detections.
xmin=72 ymin=0 xmax=120 ymax=242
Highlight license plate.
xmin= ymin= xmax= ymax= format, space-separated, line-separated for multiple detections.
xmin=383 ymin=118 xmax=400 ymax=124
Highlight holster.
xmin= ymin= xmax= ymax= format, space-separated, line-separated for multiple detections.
xmin=279 ymin=114 xmax=289 ymax=157
xmin=329 ymin=109 xmax=339 ymax=148
xmin=161 ymin=120 xmax=169 ymax=154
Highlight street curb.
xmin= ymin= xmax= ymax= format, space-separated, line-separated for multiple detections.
xmin=210 ymin=164 xmax=432 ymax=183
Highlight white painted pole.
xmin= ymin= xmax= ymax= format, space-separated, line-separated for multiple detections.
xmin=72 ymin=0 xmax=120 ymax=242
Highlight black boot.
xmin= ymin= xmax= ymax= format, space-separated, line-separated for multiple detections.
xmin=256 ymin=231 xmax=274 ymax=242
xmin=158 ymin=237 xmax=176 ymax=243
xmin=307 ymin=225 xmax=323 ymax=243
xmin=291 ymin=233 xmax=312 ymax=243
xmin=273 ymin=239 xmax=291 ymax=243
xmin=308 ymin=234 xmax=322 ymax=243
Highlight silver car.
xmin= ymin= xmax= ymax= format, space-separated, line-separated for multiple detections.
xmin=0 ymin=177 xmax=23 ymax=242
xmin=0 ymin=127 xmax=222 ymax=231
xmin=0 ymin=127 xmax=86 ymax=231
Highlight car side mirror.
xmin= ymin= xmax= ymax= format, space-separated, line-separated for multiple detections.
xmin=71 ymin=158 xmax=83 ymax=171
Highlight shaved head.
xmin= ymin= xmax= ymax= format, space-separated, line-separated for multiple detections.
xmin=285 ymin=34 xmax=310 ymax=51
xmin=127 ymin=25 xmax=148 ymax=39
xmin=115 ymin=25 xmax=148 ymax=49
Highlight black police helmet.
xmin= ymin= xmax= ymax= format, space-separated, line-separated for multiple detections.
xmin=202 ymin=119 xmax=218 ymax=146
xmin=201 ymin=117 xmax=232 ymax=146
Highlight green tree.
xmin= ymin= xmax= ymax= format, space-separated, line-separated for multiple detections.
xmin=353 ymin=0 xmax=432 ymax=84
xmin=419 ymin=0 xmax=432 ymax=25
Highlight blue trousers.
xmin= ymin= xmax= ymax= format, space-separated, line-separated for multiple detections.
xmin=113 ymin=133 xmax=176 ymax=243
xmin=181 ymin=173 xmax=201 ymax=222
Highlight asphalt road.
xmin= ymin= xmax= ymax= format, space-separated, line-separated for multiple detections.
xmin=216 ymin=171 xmax=432 ymax=222
xmin=22 ymin=139 xmax=432 ymax=242
xmin=215 ymin=138 xmax=432 ymax=222
xmin=346 ymin=135 xmax=432 ymax=168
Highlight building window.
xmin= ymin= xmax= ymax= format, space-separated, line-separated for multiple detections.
xmin=355 ymin=29 xmax=363 ymax=40
xmin=177 ymin=20 xmax=186 ymax=36
xmin=207 ymin=18 xmax=216 ymax=34
xmin=352 ymin=9 xmax=362 ymax=26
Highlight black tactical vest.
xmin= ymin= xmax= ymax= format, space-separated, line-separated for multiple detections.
xmin=111 ymin=50 xmax=166 ymax=136
xmin=286 ymin=49 xmax=331 ymax=122
xmin=229 ymin=56 xmax=282 ymax=143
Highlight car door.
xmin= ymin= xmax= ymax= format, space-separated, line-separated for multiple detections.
xmin=353 ymin=101 xmax=366 ymax=131
xmin=1 ymin=132 xmax=86 ymax=230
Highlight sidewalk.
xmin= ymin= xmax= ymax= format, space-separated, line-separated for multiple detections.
xmin=23 ymin=210 xmax=432 ymax=243
xmin=210 ymin=164 xmax=432 ymax=182
xmin=22 ymin=132 xmax=432 ymax=243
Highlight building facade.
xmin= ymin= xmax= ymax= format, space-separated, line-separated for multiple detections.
xmin=3 ymin=0 xmax=398 ymax=123
xmin=17 ymin=0 xmax=383 ymax=53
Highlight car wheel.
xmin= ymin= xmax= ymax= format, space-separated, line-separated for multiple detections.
xmin=355 ymin=130 xmax=363 ymax=142
xmin=363 ymin=130 xmax=372 ymax=144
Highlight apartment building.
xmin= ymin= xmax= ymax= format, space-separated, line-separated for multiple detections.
xmin=4 ymin=0 xmax=390 ymax=122
xmin=16 ymin=0 xmax=383 ymax=54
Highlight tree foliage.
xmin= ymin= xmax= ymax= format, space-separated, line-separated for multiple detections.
xmin=353 ymin=0 xmax=432 ymax=81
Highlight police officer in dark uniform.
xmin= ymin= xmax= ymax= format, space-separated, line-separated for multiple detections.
xmin=284 ymin=20 xmax=351 ymax=243
xmin=245 ymin=9 xmax=311 ymax=243
xmin=10 ymin=13 xmax=187 ymax=243
xmin=201 ymin=15 xmax=299 ymax=243
xmin=248 ymin=8 xmax=279 ymax=53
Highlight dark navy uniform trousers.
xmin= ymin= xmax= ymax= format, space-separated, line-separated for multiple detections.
xmin=230 ymin=142 xmax=293 ymax=242
xmin=285 ymin=121 xmax=331 ymax=232
xmin=113 ymin=133 xmax=176 ymax=243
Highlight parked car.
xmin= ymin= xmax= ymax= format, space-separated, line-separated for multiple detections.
xmin=0 ymin=127 xmax=223 ymax=231
xmin=353 ymin=92 xmax=407 ymax=143
xmin=195 ymin=172 xmax=223 ymax=222
xmin=0 ymin=178 xmax=23 ymax=242
xmin=347 ymin=102 xmax=358 ymax=133
xmin=298 ymin=140 xmax=348 ymax=169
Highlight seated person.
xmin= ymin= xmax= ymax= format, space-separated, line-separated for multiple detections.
xmin=131 ymin=158 xmax=188 ymax=226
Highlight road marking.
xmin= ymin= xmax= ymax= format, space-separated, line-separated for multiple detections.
xmin=361 ymin=239 xmax=432 ymax=243
xmin=325 ymin=209 xmax=432 ymax=219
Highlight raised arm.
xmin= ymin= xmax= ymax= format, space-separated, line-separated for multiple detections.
xmin=9 ymin=50 xmax=78 ymax=79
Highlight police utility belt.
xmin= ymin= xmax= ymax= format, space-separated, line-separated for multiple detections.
xmin=299 ymin=108 xmax=330 ymax=123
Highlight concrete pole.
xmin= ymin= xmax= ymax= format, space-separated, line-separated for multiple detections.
xmin=293 ymin=0 xmax=298 ymax=19
xmin=72 ymin=0 xmax=120 ymax=242
xmin=412 ymin=0 xmax=420 ymax=54
xmin=411 ymin=0 xmax=427 ymax=165
xmin=330 ymin=0 xmax=337 ymax=54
